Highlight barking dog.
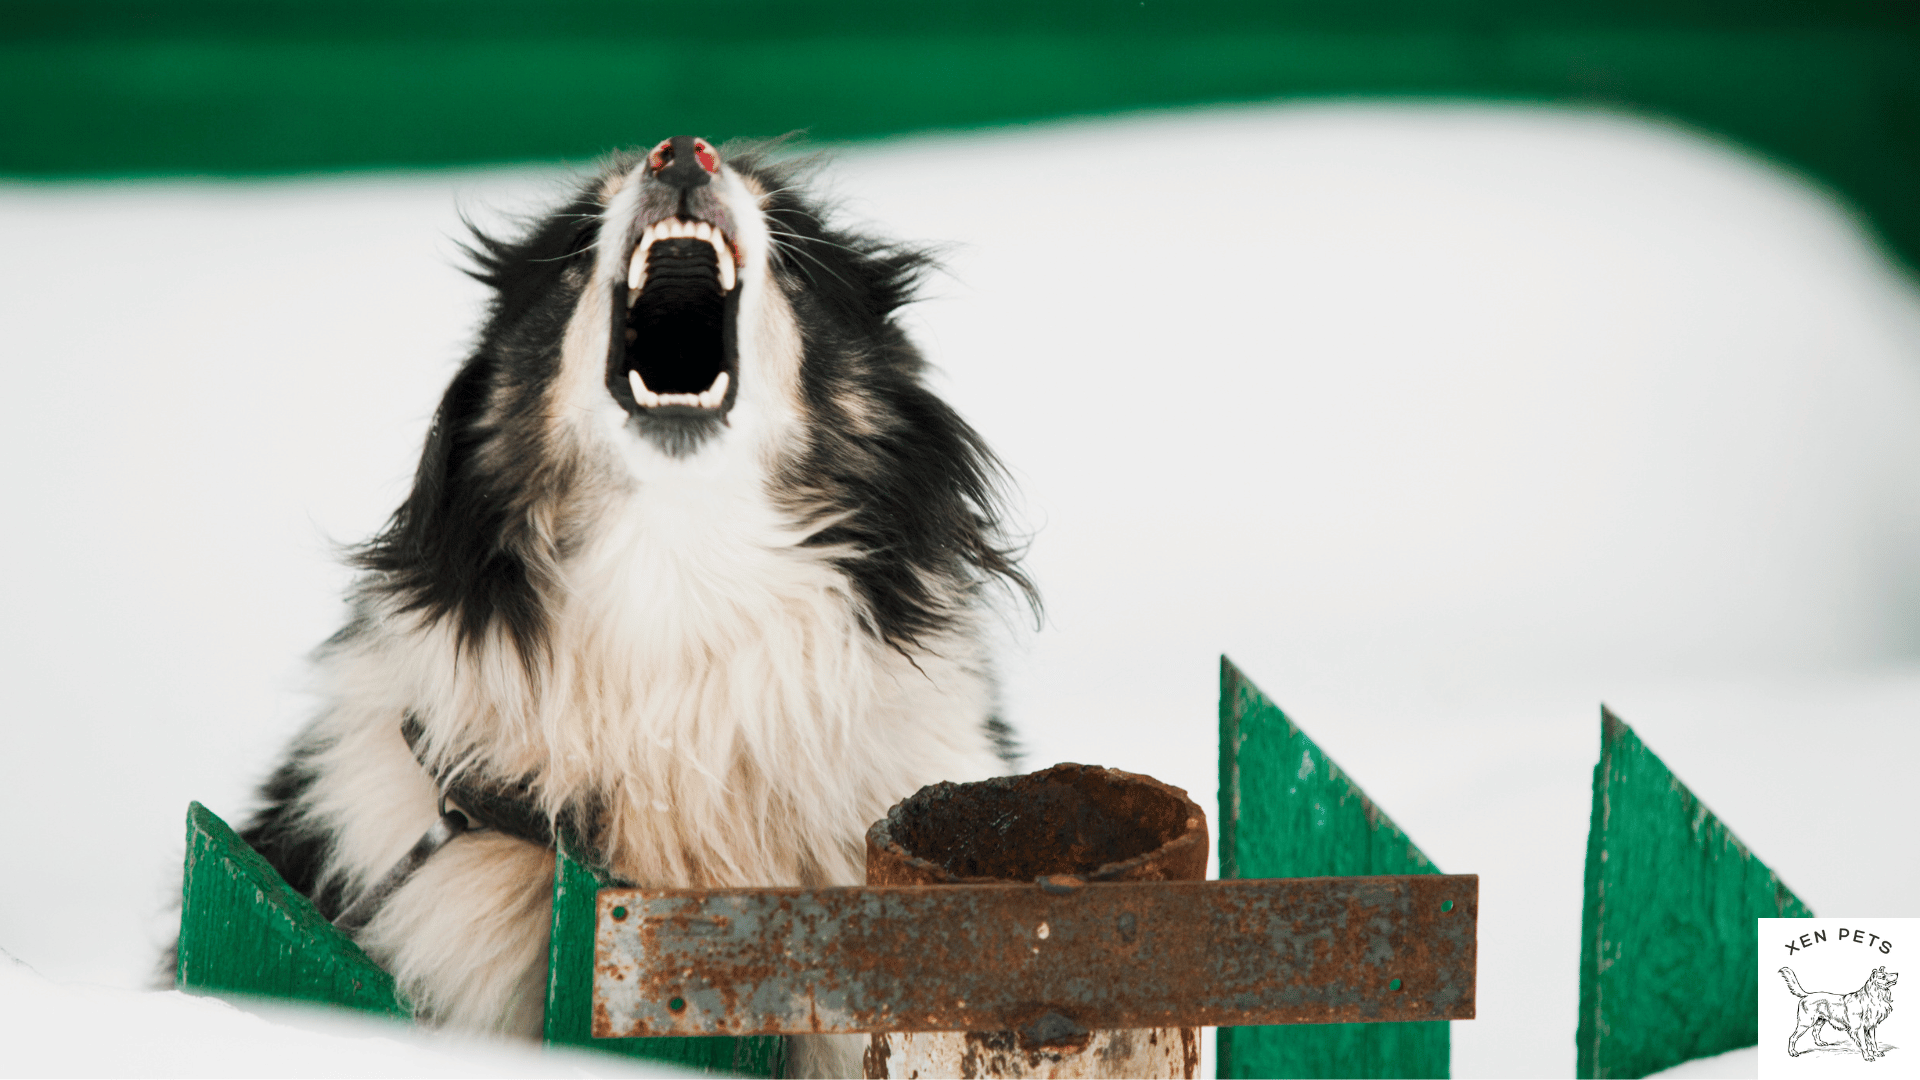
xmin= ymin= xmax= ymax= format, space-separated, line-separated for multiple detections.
xmin=233 ymin=137 xmax=1034 ymax=1064
xmin=1782 ymin=965 xmax=1900 ymax=1061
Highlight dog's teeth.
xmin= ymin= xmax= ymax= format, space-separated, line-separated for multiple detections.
xmin=713 ymin=237 xmax=736 ymax=292
xmin=700 ymin=371 xmax=730 ymax=408
xmin=627 ymin=369 xmax=660 ymax=408
xmin=636 ymin=220 xmax=734 ymax=291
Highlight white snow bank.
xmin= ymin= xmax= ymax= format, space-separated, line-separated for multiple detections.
xmin=1 ymin=103 xmax=1916 ymax=1076
xmin=0 ymin=949 xmax=682 ymax=1077
xmin=1649 ymin=1045 xmax=1760 ymax=1077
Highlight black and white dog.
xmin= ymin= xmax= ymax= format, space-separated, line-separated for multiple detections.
xmin=236 ymin=137 xmax=1033 ymax=1063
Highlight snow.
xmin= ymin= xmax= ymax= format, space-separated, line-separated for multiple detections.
xmin=1650 ymin=1046 xmax=1760 ymax=1078
xmin=0 ymin=948 xmax=684 ymax=1077
xmin=3 ymin=102 xmax=1917 ymax=1076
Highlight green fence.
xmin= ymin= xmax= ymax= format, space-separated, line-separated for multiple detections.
xmin=6 ymin=2 xmax=1920 ymax=273
xmin=182 ymin=670 xmax=1818 ymax=1078
xmin=1576 ymin=708 xmax=1812 ymax=1078
xmin=178 ymin=802 xmax=780 ymax=1075
xmin=1217 ymin=657 xmax=1450 ymax=1078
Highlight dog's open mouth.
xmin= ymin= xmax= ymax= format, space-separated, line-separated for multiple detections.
xmin=608 ymin=217 xmax=740 ymax=422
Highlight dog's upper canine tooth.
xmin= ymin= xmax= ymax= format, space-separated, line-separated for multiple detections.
xmin=713 ymin=236 xmax=736 ymax=292
xmin=627 ymin=243 xmax=646 ymax=294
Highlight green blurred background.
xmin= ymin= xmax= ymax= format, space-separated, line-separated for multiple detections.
xmin=4 ymin=1 xmax=1918 ymax=266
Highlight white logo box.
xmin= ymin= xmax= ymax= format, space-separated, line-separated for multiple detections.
xmin=1759 ymin=918 xmax=1910 ymax=1077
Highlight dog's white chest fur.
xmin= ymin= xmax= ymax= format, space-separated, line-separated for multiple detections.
xmin=306 ymin=481 xmax=1004 ymax=1034
xmin=529 ymin=479 xmax=1007 ymax=889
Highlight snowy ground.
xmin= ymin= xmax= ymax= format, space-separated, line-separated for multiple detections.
xmin=4 ymin=103 xmax=1919 ymax=1077
xmin=1 ymin=948 xmax=683 ymax=1078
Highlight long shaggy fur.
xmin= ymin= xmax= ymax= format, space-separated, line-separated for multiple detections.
xmin=224 ymin=140 xmax=1036 ymax=1065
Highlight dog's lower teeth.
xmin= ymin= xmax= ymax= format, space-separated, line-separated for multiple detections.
xmin=627 ymin=368 xmax=657 ymax=407
xmin=627 ymin=368 xmax=730 ymax=410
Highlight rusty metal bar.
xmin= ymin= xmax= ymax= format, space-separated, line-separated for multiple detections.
xmin=592 ymin=873 xmax=1476 ymax=1038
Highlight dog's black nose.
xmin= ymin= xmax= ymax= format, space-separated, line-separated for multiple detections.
xmin=648 ymin=136 xmax=718 ymax=190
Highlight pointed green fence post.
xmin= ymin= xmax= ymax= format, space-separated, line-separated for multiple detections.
xmin=544 ymin=840 xmax=788 ymax=1076
xmin=179 ymin=802 xmax=785 ymax=1073
xmin=1217 ymin=657 xmax=1451 ymax=1079
xmin=1576 ymin=708 xmax=1812 ymax=1078
xmin=177 ymin=802 xmax=409 ymax=1018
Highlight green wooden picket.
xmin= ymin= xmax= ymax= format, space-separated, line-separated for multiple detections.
xmin=543 ymin=840 xmax=788 ymax=1076
xmin=1576 ymin=709 xmax=1812 ymax=1079
xmin=1216 ymin=657 xmax=1450 ymax=1079
xmin=177 ymin=801 xmax=409 ymax=1018
xmin=178 ymin=803 xmax=785 ymax=1071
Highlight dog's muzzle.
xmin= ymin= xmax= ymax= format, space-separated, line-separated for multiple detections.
xmin=605 ymin=136 xmax=743 ymax=450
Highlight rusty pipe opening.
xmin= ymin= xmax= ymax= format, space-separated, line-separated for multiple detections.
xmin=863 ymin=765 xmax=1209 ymax=1078
xmin=865 ymin=763 xmax=1207 ymax=887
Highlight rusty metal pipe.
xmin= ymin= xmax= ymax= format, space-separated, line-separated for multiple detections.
xmin=862 ymin=763 xmax=1205 ymax=1079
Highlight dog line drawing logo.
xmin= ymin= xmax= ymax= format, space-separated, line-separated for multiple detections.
xmin=1781 ymin=965 xmax=1899 ymax=1062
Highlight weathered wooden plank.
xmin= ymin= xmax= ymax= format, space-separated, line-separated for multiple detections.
xmin=594 ymin=875 xmax=1477 ymax=1037
xmin=1576 ymin=708 xmax=1813 ymax=1079
xmin=176 ymin=801 xmax=408 ymax=1018
xmin=544 ymin=841 xmax=786 ymax=1076
xmin=1217 ymin=657 xmax=1452 ymax=1079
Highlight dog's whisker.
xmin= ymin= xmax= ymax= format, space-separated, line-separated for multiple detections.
xmin=767 ymin=233 xmax=856 ymax=289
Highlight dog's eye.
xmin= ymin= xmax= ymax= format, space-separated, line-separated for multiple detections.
xmin=568 ymin=224 xmax=598 ymax=258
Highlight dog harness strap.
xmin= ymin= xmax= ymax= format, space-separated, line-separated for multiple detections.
xmin=397 ymin=713 xmax=561 ymax=848
xmin=333 ymin=715 xmax=612 ymax=934
xmin=331 ymin=714 xmax=569 ymax=934
xmin=332 ymin=808 xmax=471 ymax=932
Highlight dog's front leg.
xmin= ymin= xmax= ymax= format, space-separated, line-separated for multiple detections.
xmin=357 ymin=834 xmax=557 ymax=1036
xmin=1846 ymin=1020 xmax=1873 ymax=1062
